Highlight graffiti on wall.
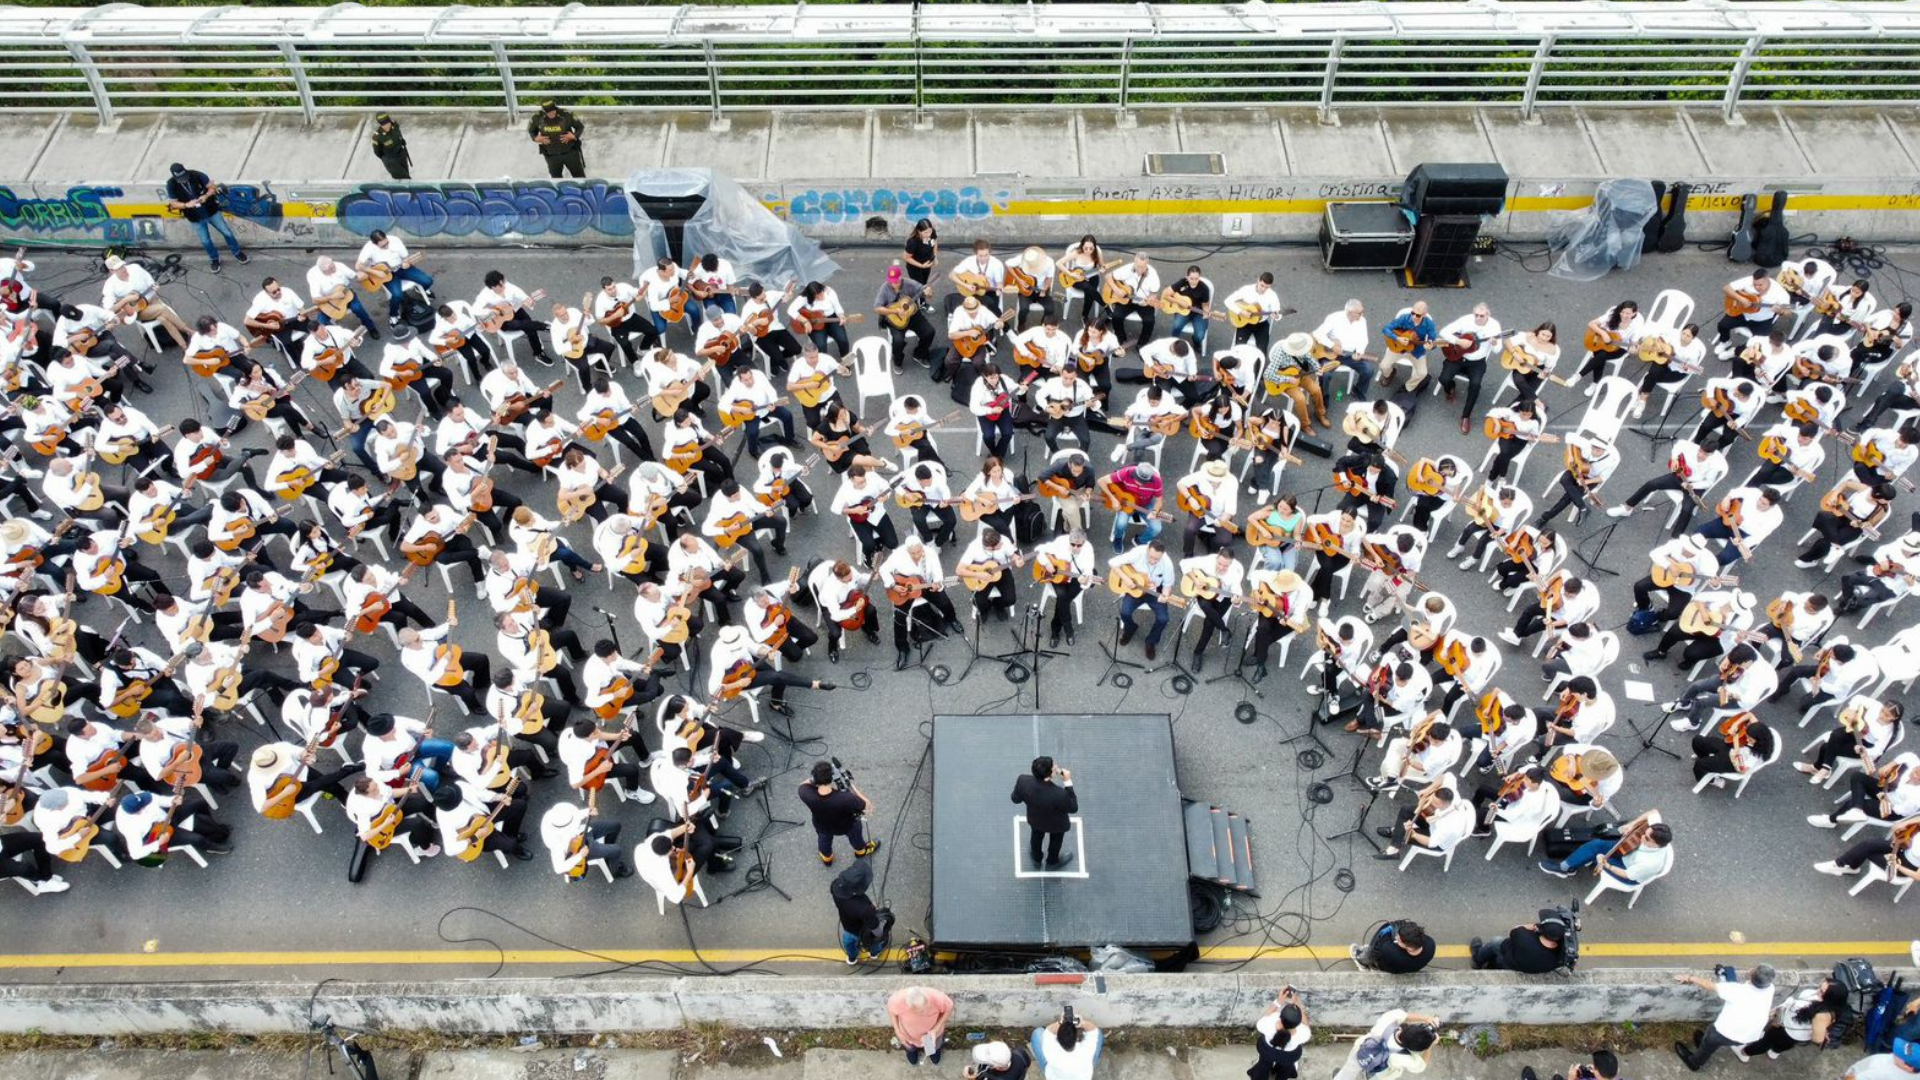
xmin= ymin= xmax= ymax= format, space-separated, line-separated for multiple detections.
xmin=777 ymin=186 xmax=1012 ymax=226
xmin=219 ymin=184 xmax=287 ymax=230
xmin=337 ymin=181 xmax=632 ymax=240
xmin=0 ymin=185 xmax=128 ymax=240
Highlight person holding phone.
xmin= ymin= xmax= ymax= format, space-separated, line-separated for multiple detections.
xmin=1248 ymin=987 xmax=1312 ymax=1080
xmin=1031 ymin=1007 xmax=1103 ymax=1080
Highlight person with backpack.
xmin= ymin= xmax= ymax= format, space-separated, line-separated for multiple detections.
xmin=1350 ymin=920 xmax=1435 ymax=974
xmin=1745 ymin=976 xmax=1849 ymax=1059
xmin=1334 ymin=1009 xmax=1438 ymax=1080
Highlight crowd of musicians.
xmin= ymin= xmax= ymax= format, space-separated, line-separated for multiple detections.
xmin=0 ymin=227 xmax=1917 ymax=905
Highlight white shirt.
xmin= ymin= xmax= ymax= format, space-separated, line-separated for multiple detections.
xmin=356 ymin=237 xmax=411 ymax=271
xmin=1109 ymin=262 xmax=1160 ymax=304
xmin=1711 ymin=980 xmax=1776 ymax=1043
xmin=1313 ymin=311 xmax=1370 ymax=357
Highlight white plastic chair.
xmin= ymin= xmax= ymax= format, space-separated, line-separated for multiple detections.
xmin=651 ymin=872 xmax=711 ymax=915
xmin=1484 ymin=784 xmax=1562 ymax=861
xmin=1691 ymin=734 xmax=1782 ymax=798
xmin=1397 ymin=830 xmax=1464 ymax=872
xmin=1576 ymin=376 xmax=1638 ymax=442
xmin=1583 ymin=845 xmax=1674 ymax=909
xmin=1848 ymin=858 xmax=1917 ymax=902
xmin=1645 ymin=289 xmax=1696 ymax=338
xmin=850 ymin=337 xmax=894 ymax=417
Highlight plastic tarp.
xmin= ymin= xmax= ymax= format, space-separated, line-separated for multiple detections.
xmin=1547 ymin=178 xmax=1659 ymax=282
xmin=623 ymin=167 xmax=840 ymax=287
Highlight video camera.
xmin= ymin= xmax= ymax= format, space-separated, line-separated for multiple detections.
xmin=828 ymin=756 xmax=855 ymax=792
xmin=1539 ymin=900 xmax=1582 ymax=973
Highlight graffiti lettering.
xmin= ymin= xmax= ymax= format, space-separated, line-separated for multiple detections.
xmin=1316 ymin=181 xmax=1398 ymax=199
xmin=783 ymin=187 xmax=1009 ymax=227
xmin=0 ymin=185 xmax=123 ymax=236
xmin=336 ymin=181 xmax=632 ymax=240
xmin=219 ymin=184 xmax=285 ymax=230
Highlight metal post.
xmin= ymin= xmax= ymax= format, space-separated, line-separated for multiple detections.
xmin=281 ymin=43 xmax=315 ymax=123
xmin=912 ymin=35 xmax=926 ymax=120
xmin=493 ymin=41 xmax=519 ymax=120
xmin=1724 ymin=34 xmax=1765 ymax=119
xmin=1521 ymin=34 xmax=1554 ymax=119
xmin=65 ymin=41 xmax=112 ymax=125
xmin=1118 ymin=35 xmax=1133 ymax=112
xmin=1319 ymin=35 xmax=1344 ymax=121
xmin=703 ymin=39 xmax=723 ymax=123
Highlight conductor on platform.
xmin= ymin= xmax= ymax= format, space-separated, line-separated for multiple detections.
xmin=1012 ymin=756 xmax=1078 ymax=869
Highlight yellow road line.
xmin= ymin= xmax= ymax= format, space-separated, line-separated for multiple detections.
xmin=1 ymin=940 xmax=1911 ymax=971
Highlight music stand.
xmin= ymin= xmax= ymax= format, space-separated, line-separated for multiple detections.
xmin=1570 ymin=515 xmax=1623 ymax=579
xmin=1622 ymin=710 xmax=1683 ymax=768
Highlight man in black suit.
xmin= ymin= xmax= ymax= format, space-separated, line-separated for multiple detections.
xmin=1011 ymin=756 xmax=1079 ymax=869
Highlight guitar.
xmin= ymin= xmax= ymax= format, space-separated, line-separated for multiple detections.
xmin=560 ymin=293 xmax=595 ymax=359
xmin=1439 ymin=328 xmax=1517 ymax=365
xmin=956 ymin=490 xmax=1037 ymax=523
xmin=559 ymin=463 xmax=625 ymax=525
xmin=786 ymin=309 xmax=865 ymax=338
xmin=273 ymin=447 xmax=348 ymax=501
xmin=187 ymin=334 xmax=269 ymax=378
xmin=477 ymin=289 xmax=546 ymax=333
xmin=307 ymin=328 xmax=368 ymax=382
xmin=405 ymin=511 xmax=480 ymax=567
xmin=789 ymin=361 xmax=852 ymax=409
xmin=877 ymin=295 xmax=921 ymax=330
xmin=949 ymin=308 xmax=1019 ymax=360
xmin=720 ymin=394 xmax=791 ymax=430
xmin=883 ymin=572 xmax=961 ymax=607
xmin=1056 ymin=257 xmax=1124 ymax=291
xmin=454 ymin=774 xmax=522 ymax=862
xmin=890 ymin=407 xmax=966 ymax=450
xmin=109 ymin=641 xmax=203 ymax=719
xmin=1104 ymin=563 xmax=1189 ymax=608
xmin=356 ymin=251 xmax=425 ymax=292
xmin=490 ymin=378 xmax=567 ymax=428
xmin=650 ymin=360 xmax=718 ymax=419
xmin=1175 ymin=484 xmax=1241 ymax=534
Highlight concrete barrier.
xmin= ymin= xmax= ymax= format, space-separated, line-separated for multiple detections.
xmin=0 ymin=968 xmax=1815 ymax=1035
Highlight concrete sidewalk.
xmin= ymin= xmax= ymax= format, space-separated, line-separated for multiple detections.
xmin=0 ymin=1043 xmax=1848 ymax=1080
xmin=5 ymin=105 xmax=1920 ymax=247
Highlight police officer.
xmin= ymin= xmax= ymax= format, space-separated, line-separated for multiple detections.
xmin=528 ymin=99 xmax=585 ymax=179
xmin=369 ymin=112 xmax=411 ymax=180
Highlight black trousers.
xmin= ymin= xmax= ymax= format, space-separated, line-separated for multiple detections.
xmin=887 ymin=311 xmax=937 ymax=365
xmin=891 ymin=591 xmax=960 ymax=650
xmin=1027 ymin=823 xmax=1067 ymax=864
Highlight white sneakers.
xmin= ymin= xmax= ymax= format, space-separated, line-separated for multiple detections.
xmin=1606 ymin=505 xmax=1632 ymax=519
xmin=741 ymin=730 xmax=767 ymax=744
xmin=1812 ymin=861 xmax=1855 ymax=876
xmin=20 ymin=875 xmax=69 ymax=895
xmin=1497 ymin=629 xmax=1523 ymax=647
xmin=1807 ymin=814 xmax=1837 ymax=829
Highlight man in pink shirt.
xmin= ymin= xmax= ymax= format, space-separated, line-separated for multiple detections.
xmin=1103 ymin=462 xmax=1165 ymax=554
xmin=887 ymin=985 xmax=955 ymax=1065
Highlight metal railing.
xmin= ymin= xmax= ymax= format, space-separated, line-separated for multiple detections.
xmin=2 ymin=2 xmax=1917 ymax=124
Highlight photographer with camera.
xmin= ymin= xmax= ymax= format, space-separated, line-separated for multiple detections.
xmin=799 ymin=759 xmax=880 ymax=867
xmin=1673 ymin=964 xmax=1777 ymax=1071
xmin=1469 ymin=904 xmax=1579 ymax=975
xmin=1334 ymin=1008 xmax=1438 ymax=1080
xmin=1350 ymin=920 xmax=1435 ymax=974
xmin=1520 ymin=1048 xmax=1619 ymax=1080
xmin=1247 ymin=986 xmax=1312 ymax=1080
xmin=1030 ymin=1006 xmax=1103 ymax=1080
xmin=830 ymin=860 xmax=893 ymax=965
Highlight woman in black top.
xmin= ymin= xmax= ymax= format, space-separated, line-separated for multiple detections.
xmin=903 ymin=219 xmax=939 ymax=286
xmin=830 ymin=860 xmax=891 ymax=963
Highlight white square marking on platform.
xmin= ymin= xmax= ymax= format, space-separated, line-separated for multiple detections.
xmin=1622 ymin=679 xmax=1657 ymax=703
xmin=1012 ymin=816 xmax=1090 ymax=879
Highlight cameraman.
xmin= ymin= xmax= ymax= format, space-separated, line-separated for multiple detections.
xmin=1521 ymin=1049 xmax=1618 ymax=1080
xmin=1469 ymin=910 xmax=1571 ymax=974
xmin=799 ymin=759 xmax=880 ymax=867
xmin=1351 ymin=919 xmax=1435 ymax=974
xmin=1031 ymin=1007 xmax=1103 ymax=1080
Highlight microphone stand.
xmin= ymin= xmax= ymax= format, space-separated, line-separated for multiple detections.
xmin=1622 ymin=710 xmax=1683 ymax=768
xmin=1571 ymin=514 xmax=1623 ymax=579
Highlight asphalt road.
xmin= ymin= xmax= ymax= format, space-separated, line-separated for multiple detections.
xmin=4 ymin=238 xmax=1914 ymax=985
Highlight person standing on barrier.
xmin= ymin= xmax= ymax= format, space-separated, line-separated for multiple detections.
xmin=528 ymin=99 xmax=586 ymax=178
xmin=369 ymin=113 xmax=411 ymax=180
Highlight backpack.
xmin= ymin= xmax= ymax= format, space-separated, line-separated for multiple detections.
xmin=1865 ymin=975 xmax=1908 ymax=1052
xmin=1626 ymin=608 xmax=1662 ymax=636
xmin=1354 ymin=1037 xmax=1393 ymax=1077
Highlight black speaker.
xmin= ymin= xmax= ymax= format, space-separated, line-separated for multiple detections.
xmin=1401 ymin=163 xmax=1508 ymax=217
xmin=1407 ymin=215 xmax=1482 ymax=287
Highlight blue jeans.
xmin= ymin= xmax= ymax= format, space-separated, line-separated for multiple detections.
xmin=1691 ymin=520 xmax=1748 ymax=565
xmin=381 ymin=266 xmax=434 ymax=312
xmin=191 ymin=214 xmax=244 ymax=262
xmin=551 ymin=541 xmax=594 ymax=573
xmin=1171 ymin=312 xmax=1209 ymax=353
xmin=840 ymin=928 xmax=863 ymax=963
xmin=1111 ymin=511 xmax=1164 ymax=552
xmin=1550 ymin=839 xmax=1637 ymax=883
xmin=410 ymin=737 xmax=456 ymax=792
xmin=654 ymin=305 xmax=705 ymax=339
xmin=317 ymin=296 xmax=377 ymax=332
xmin=1119 ymin=594 xmax=1169 ymax=646
xmin=708 ymin=295 xmax=738 ymax=316
xmin=1319 ymin=354 xmax=1377 ymax=401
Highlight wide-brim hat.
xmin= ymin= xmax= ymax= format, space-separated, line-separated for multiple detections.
xmin=1279 ymin=331 xmax=1315 ymax=358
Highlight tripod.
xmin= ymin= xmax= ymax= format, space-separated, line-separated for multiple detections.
xmin=1148 ymin=602 xmax=1200 ymax=691
xmin=1622 ymin=710 xmax=1683 ymax=768
xmin=1205 ymin=620 xmax=1263 ymax=699
xmin=1095 ymin=608 xmax=1147 ymax=688
xmin=1009 ymin=600 xmax=1069 ymax=710
xmin=1325 ymin=784 xmax=1387 ymax=855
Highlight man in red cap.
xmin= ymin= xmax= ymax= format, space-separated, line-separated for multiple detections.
xmin=873 ymin=261 xmax=937 ymax=374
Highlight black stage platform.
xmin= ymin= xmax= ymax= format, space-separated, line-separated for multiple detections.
xmin=930 ymin=713 xmax=1193 ymax=950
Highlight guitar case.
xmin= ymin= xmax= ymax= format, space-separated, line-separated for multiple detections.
xmin=1293 ymin=433 xmax=1333 ymax=459
xmin=347 ymin=839 xmax=371 ymax=884
xmin=1641 ymin=180 xmax=1668 ymax=253
xmin=1727 ymin=194 xmax=1758 ymax=263
xmin=1655 ymin=181 xmax=1691 ymax=254
xmin=1751 ymin=189 xmax=1791 ymax=267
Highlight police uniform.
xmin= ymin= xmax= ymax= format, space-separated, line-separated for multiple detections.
xmin=527 ymin=101 xmax=586 ymax=179
xmin=370 ymin=113 xmax=411 ymax=180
